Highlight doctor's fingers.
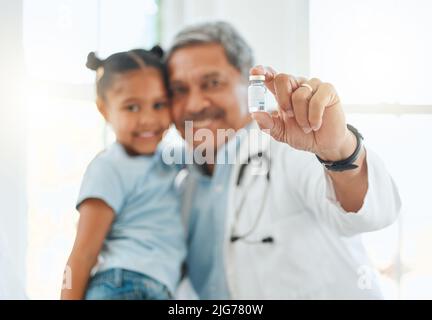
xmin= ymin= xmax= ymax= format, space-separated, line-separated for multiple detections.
xmin=273 ymin=74 xmax=308 ymax=117
xmin=273 ymin=73 xmax=297 ymax=114
xmin=251 ymin=111 xmax=286 ymax=142
xmin=291 ymin=78 xmax=321 ymax=134
xmin=250 ymin=65 xmax=278 ymax=95
xmin=308 ymin=82 xmax=338 ymax=132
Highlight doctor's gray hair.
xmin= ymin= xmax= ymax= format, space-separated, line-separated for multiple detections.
xmin=166 ymin=21 xmax=254 ymax=80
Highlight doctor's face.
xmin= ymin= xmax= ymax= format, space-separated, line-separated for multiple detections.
xmin=168 ymin=43 xmax=251 ymax=150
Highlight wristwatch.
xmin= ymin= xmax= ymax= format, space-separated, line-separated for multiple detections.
xmin=316 ymin=124 xmax=364 ymax=172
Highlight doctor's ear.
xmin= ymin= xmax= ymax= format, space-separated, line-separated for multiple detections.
xmin=96 ymin=97 xmax=109 ymax=122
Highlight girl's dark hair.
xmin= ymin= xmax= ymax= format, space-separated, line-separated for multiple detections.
xmin=86 ymin=45 xmax=169 ymax=99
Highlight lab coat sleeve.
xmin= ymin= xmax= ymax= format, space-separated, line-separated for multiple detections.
xmin=296 ymin=147 xmax=401 ymax=237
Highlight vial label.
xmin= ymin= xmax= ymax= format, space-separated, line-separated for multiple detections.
xmin=248 ymin=85 xmax=266 ymax=112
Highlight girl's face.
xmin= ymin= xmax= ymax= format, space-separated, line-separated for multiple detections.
xmin=99 ymin=67 xmax=171 ymax=155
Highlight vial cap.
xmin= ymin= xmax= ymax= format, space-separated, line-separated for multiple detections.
xmin=249 ymin=75 xmax=265 ymax=81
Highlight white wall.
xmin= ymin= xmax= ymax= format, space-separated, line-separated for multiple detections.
xmin=160 ymin=0 xmax=310 ymax=77
xmin=0 ymin=0 xmax=27 ymax=299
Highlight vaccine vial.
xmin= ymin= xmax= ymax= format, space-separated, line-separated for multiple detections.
xmin=248 ymin=75 xmax=266 ymax=112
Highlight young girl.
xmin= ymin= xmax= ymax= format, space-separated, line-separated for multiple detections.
xmin=61 ymin=46 xmax=186 ymax=300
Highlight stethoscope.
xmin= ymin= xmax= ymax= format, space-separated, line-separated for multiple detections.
xmin=230 ymin=152 xmax=275 ymax=245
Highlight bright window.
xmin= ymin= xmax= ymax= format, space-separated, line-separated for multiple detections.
xmin=310 ymin=0 xmax=432 ymax=105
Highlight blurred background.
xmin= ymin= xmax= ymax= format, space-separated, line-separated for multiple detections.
xmin=0 ymin=0 xmax=431 ymax=299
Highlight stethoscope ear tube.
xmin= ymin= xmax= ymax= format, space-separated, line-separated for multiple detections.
xmin=230 ymin=235 xmax=274 ymax=244
xmin=236 ymin=162 xmax=248 ymax=186
xmin=231 ymin=152 xmax=273 ymax=244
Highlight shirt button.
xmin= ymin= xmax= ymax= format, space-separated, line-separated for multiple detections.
xmin=214 ymin=185 xmax=223 ymax=193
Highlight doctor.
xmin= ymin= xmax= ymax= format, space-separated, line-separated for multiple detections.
xmin=166 ymin=21 xmax=401 ymax=299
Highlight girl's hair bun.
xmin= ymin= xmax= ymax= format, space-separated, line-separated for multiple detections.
xmin=150 ymin=45 xmax=164 ymax=59
xmin=86 ymin=51 xmax=104 ymax=70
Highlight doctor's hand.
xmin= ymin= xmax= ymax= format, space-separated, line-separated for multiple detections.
xmin=250 ymin=65 xmax=357 ymax=162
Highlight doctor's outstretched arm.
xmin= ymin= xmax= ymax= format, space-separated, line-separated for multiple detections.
xmin=250 ymin=66 xmax=368 ymax=213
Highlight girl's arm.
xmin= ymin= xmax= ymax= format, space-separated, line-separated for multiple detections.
xmin=61 ymin=198 xmax=115 ymax=300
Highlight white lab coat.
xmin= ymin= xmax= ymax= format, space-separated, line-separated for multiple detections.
xmin=177 ymin=121 xmax=401 ymax=300
xmin=177 ymin=123 xmax=401 ymax=299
